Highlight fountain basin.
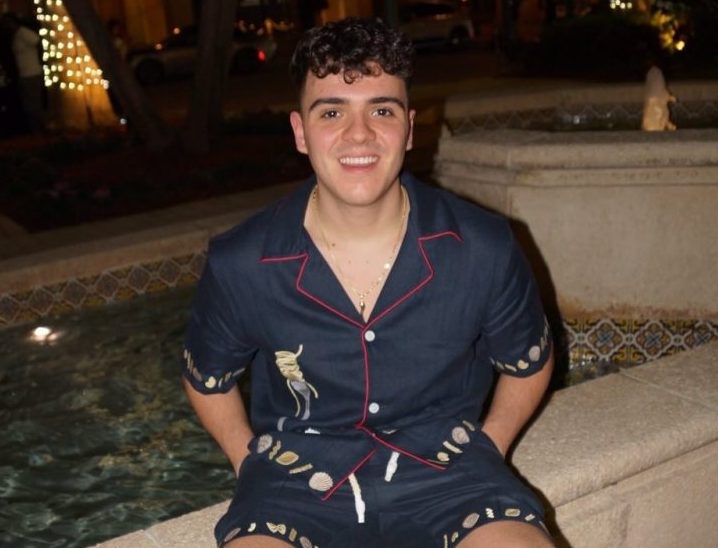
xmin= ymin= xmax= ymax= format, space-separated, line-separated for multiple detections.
xmin=436 ymin=82 xmax=718 ymax=320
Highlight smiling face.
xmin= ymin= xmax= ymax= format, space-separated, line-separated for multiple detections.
xmin=290 ymin=68 xmax=415 ymax=210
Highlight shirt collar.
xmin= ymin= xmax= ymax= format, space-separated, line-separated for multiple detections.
xmin=260 ymin=171 xmax=462 ymax=260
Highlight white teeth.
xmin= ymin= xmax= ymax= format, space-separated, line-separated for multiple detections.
xmin=339 ymin=156 xmax=377 ymax=166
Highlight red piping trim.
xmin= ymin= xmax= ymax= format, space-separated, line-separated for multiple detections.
xmin=355 ymin=230 xmax=462 ymax=425
xmin=262 ymin=231 xmax=460 ymax=478
xmin=367 ymin=231 xmax=462 ymax=328
xmin=320 ymin=448 xmax=378 ymax=501
xmin=354 ymin=425 xmax=447 ymax=471
xmin=260 ymin=254 xmax=307 ymax=263
xmin=358 ymin=336 xmax=371 ymax=425
xmin=261 ymin=252 xmax=364 ymax=328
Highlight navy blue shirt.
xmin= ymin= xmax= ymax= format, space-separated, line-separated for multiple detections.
xmin=183 ymin=173 xmax=551 ymax=500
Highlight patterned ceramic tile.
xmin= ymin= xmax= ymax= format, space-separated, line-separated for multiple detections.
xmin=158 ymin=260 xmax=181 ymax=284
xmin=62 ymin=281 xmax=87 ymax=306
xmin=1 ymin=250 xmax=716 ymax=385
xmin=28 ymin=288 xmax=54 ymax=315
xmin=189 ymin=254 xmax=206 ymax=277
xmin=0 ymin=252 xmax=207 ymax=327
xmin=127 ymin=266 xmax=151 ymax=291
xmin=563 ymin=318 xmax=718 ymax=382
xmin=95 ymin=273 xmax=120 ymax=299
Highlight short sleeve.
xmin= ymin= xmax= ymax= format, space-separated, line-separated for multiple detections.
xmin=182 ymin=254 xmax=257 ymax=394
xmin=483 ymin=228 xmax=552 ymax=377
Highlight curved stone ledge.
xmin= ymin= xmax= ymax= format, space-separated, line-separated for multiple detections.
xmin=437 ymin=128 xmax=718 ymax=171
xmin=444 ymin=81 xmax=718 ymax=119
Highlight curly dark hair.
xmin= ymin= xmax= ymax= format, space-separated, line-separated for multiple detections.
xmin=289 ymin=17 xmax=414 ymax=94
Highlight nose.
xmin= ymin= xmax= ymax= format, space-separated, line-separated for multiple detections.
xmin=344 ymin=113 xmax=375 ymax=143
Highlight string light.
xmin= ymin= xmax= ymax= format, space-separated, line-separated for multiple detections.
xmin=36 ymin=0 xmax=105 ymax=93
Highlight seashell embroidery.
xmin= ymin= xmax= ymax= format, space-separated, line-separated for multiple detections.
xmin=443 ymin=440 xmax=463 ymax=454
xmin=289 ymin=463 xmax=313 ymax=474
xmin=256 ymin=434 xmax=273 ymax=453
xmin=266 ymin=522 xmax=286 ymax=535
xmin=452 ymin=426 xmax=470 ymax=445
xmin=528 ymin=345 xmax=541 ymax=362
xmin=223 ymin=527 xmax=241 ymax=542
xmin=308 ymin=471 xmax=333 ymax=492
xmin=275 ymin=451 xmax=300 ymax=466
xmin=436 ymin=451 xmax=450 ymax=462
xmin=275 ymin=345 xmax=319 ymax=420
xmin=462 ymin=420 xmax=476 ymax=432
xmin=451 ymin=531 xmax=459 ymax=542
xmin=289 ymin=528 xmax=297 ymax=541
xmin=505 ymin=508 xmax=521 ymax=517
xmin=299 ymin=536 xmax=313 ymax=548
xmin=517 ymin=360 xmax=529 ymax=370
xmin=462 ymin=513 xmax=480 ymax=528
xmin=268 ymin=441 xmax=282 ymax=460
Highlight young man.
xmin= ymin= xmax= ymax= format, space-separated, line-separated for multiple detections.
xmin=183 ymin=18 xmax=555 ymax=548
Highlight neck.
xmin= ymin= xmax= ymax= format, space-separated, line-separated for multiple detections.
xmin=307 ymin=182 xmax=409 ymax=321
xmin=309 ymin=182 xmax=404 ymax=242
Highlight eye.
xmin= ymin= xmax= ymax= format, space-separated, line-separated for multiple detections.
xmin=320 ymin=109 xmax=340 ymax=119
xmin=373 ymin=107 xmax=394 ymax=117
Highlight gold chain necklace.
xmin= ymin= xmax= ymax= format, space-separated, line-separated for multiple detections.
xmin=312 ymin=186 xmax=408 ymax=319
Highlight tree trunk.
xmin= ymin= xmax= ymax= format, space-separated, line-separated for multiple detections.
xmin=63 ymin=0 xmax=173 ymax=149
xmin=181 ymin=0 xmax=237 ymax=154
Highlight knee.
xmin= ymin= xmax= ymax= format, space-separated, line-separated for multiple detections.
xmin=456 ymin=520 xmax=555 ymax=548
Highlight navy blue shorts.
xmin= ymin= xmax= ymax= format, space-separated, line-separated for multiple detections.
xmin=216 ymin=432 xmax=547 ymax=547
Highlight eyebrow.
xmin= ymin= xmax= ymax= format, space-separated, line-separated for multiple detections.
xmin=307 ymin=96 xmax=407 ymax=113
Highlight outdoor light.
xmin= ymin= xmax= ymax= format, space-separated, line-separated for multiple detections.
xmin=29 ymin=326 xmax=63 ymax=344
xmin=36 ymin=0 xmax=105 ymax=93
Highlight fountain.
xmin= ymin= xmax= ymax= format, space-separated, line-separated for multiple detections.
xmin=434 ymin=80 xmax=718 ymax=376
xmin=642 ymin=66 xmax=676 ymax=131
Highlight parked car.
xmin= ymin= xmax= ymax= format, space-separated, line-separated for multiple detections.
xmin=399 ymin=1 xmax=475 ymax=48
xmin=128 ymin=25 xmax=277 ymax=85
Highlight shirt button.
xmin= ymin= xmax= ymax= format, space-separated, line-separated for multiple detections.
xmin=368 ymin=402 xmax=380 ymax=414
xmin=364 ymin=330 xmax=376 ymax=342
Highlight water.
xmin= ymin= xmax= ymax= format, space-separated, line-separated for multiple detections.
xmin=0 ymin=288 xmax=235 ymax=547
xmin=453 ymin=100 xmax=718 ymax=134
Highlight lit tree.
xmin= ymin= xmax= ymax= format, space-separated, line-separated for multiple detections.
xmin=49 ymin=0 xmax=240 ymax=153
xmin=60 ymin=0 xmax=172 ymax=148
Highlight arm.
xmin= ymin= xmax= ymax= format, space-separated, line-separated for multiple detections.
xmin=183 ymin=377 xmax=254 ymax=475
xmin=481 ymin=348 xmax=554 ymax=457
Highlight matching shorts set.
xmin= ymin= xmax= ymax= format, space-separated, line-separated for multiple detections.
xmin=183 ymin=175 xmax=553 ymax=548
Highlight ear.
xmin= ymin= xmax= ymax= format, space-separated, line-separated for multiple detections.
xmin=290 ymin=111 xmax=308 ymax=154
xmin=405 ymin=109 xmax=416 ymax=151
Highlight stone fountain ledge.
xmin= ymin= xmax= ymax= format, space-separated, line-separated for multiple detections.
xmin=0 ymin=183 xmax=297 ymax=327
xmin=444 ymin=80 xmax=718 ymax=120
xmin=435 ymin=82 xmax=718 ymax=319
xmin=96 ymin=341 xmax=718 ymax=548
